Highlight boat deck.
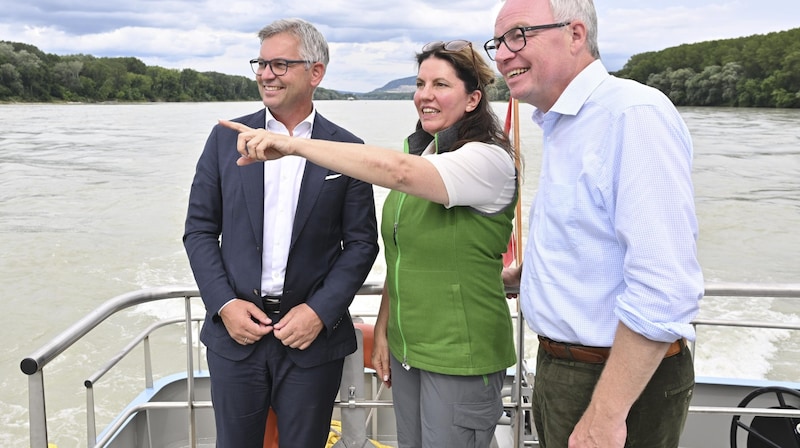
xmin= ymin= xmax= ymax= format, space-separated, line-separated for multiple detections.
xmin=21 ymin=283 xmax=800 ymax=447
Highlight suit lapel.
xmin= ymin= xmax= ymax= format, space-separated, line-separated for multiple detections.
xmin=239 ymin=110 xmax=267 ymax=244
xmin=291 ymin=163 xmax=325 ymax=249
xmin=291 ymin=114 xmax=337 ymax=249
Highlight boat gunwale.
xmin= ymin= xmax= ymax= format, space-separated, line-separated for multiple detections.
xmin=20 ymin=282 xmax=800 ymax=448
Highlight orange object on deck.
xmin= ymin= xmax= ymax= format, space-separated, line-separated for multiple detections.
xmin=354 ymin=322 xmax=375 ymax=370
xmin=263 ymin=323 xmax=376 ymax=447
xmin=263 ymin=407 xmax=279 ymax=448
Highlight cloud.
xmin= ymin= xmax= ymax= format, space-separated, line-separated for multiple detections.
xmin=0 ymin=0 xmax=797 ymax=92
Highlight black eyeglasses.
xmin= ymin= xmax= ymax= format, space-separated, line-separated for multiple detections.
xmin=249 ymin=58 xmax=311 ymax=76
xmin=422 ymin=40 xmax=482 ymax=90
xmin=483 ymin=22 xmax=571 ymax=61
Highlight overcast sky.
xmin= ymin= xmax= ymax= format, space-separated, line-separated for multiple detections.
xmin=1 ymin=1 xmax=798 ymax=93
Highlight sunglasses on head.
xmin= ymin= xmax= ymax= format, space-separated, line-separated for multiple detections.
xmin=421 ymin=40 xmax=482 ymax=90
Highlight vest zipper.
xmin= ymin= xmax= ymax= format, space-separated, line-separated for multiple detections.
xmin=392 ymin=192 xmax=411 ymax=370
xmin=395 ymin=135 xmax=436 ymax=371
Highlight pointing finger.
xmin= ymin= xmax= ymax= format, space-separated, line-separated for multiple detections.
xmin=218 ymin=119 xmax=253 ymax=158
xmin=218 ymin=119 xmax=253 ymax=133
xmin=237 ymin=156 xmax=257 ymax=166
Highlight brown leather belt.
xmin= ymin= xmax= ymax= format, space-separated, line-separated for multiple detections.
xmin=538 ymin=336 xmax=685 ymax=364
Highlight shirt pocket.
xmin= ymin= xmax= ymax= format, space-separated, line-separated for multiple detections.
xmin=537 ymin=183 xmax=577 ymax=251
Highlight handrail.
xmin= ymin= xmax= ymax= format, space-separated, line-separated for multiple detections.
xmin=19 ymin=281 xmax=395 ymax=376
xmin=20 ymin=282 xmax=384 ymax=448
xmin=21 ymin=285 xmax=201 ymax=448
xmin=83 ymin=316 xmax=205 ymax=444
xmin=692 ymin=318 xmax=800 ymax=331
xmin=85 ymin=317 xmax=202 ymax=388
xmin=20 ymin=285 xmax=201 ymax=375
xmin=21 ymin=282 xmax=800 ymax=448
xmin=94 ymin=400 xmax=213 ymax=447
xmin=703 ymin=282 xmax=800 ymax=297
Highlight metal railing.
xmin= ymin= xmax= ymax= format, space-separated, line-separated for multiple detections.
xmin=21 ymin=286 xmax=203 ymax=448
xmin=20 ymin=283 xmax=388 ymax=448
xmin=687 ymin=283 xmax=800 ymax=421
xmin=21 ymin=282 xmax=800 ymax=447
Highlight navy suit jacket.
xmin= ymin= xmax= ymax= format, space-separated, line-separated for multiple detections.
xmin=184 ymin=109 xmax=379 ymax=367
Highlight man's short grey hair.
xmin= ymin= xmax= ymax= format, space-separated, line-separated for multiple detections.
xmin=550 ymin=0 xmax=600 ymax=58
xmin=257 ymin=18 xmax=330 ymax=67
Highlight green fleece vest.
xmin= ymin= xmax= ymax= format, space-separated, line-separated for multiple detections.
xmin=380 ymin=131 xmax=517 ymax=376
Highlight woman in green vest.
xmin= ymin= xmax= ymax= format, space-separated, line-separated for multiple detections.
xmin=223 ymin=39 xmax=517 ymax=448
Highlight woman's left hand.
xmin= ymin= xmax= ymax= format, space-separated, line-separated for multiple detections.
xmin=371 ymin=327 xmax=392 ymax=388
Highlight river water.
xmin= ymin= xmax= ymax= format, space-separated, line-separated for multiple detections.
xmin=1 ymin=101 xmax=798 ymax=447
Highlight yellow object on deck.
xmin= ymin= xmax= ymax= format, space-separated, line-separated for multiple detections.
xmin=326 ymin=420 xmax=392 ymax=448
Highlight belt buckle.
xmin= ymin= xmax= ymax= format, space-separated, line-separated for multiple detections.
xmin=262 ymin=295 xmax=281 ymax=315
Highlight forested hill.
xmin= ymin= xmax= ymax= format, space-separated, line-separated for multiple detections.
xmin=0 ymin=41 xmax=349 ymax=102
xmin=612 ymin=27 xmax=800 ymax=108
xmin=2 ymin=26 xmax=799 ymax=107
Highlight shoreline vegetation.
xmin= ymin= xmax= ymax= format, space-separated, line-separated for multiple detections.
xmin=1 ymin=27 xmax=798 ymax=107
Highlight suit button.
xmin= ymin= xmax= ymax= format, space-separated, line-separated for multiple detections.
xmin=253 ymin=289 xmax=259 ymax=296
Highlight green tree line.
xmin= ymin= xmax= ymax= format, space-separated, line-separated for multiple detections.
xmin=5 ymin=26 xmax=797 ymax=107
xmin=0 ymin=41 xmax=264 ymax=102
xmin=0 ymin=40 xmax=510 ymax=103
xmin=613 ymin=27 xmax=800 ymax=108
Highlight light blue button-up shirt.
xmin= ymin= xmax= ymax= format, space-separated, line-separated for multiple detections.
xmin=520 ymin=60 xmax=704 ymax=347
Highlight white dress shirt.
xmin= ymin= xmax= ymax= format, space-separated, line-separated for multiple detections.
xmin=520 ymin=60 xmax=704 ymax=346
xmin=260 ymin=109 xmax=315 ymax=296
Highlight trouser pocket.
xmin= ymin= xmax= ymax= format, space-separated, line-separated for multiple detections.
xmin=452 ymin=400 xmax=503 ymax=448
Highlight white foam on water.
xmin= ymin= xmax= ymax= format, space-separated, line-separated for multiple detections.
xmin=693 ymin=295 xmax=793 ymax=380
xmin=128 ymin=254 xmax=199 ymax=321
xmin=0 ymin=399 xmax=28 ymax=448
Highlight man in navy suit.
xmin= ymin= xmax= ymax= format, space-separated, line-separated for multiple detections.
xmin=183 ymin=18 xmax=379 ymax=448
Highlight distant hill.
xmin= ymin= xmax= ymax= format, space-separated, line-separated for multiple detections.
xmin=372 ymin=76 xmax=416 ymax=94
xmin=357 ymin=75 xmax=511 ymax=101
xmin=351 ymin=76 xmax=416 ymax=100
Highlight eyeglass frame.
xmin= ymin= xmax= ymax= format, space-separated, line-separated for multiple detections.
xmin=483 ymin=22 xmax=571 ymax=61
xmin=249 ymin=58 xmax=312 ymax=76
xmin=421 ymin=40 xmax=483 ymax=91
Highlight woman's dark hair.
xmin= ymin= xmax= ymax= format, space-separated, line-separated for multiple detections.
xmin=415 ymin=45 xmax=513 ymax=157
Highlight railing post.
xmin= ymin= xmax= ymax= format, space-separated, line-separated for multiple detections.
xmin=28 ymin=371 xmax=48 ymax=448
xmin=144 ymin=335 xmax=153 ymax=389
xmin=338 ymin=328 xmax=369 ymax=446
xmin=513 ymin=303 xmax=525 ymax=448
xmin=86 ymin=384 xmax=96 ymax=446
xmin=185 ymin=296 xmax=197 ymax=448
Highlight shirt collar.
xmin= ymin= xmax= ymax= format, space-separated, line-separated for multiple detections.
xmin=265 ymin=108 xmax=316 ymax=137
xmin=533 ymin=59 xmax=609 ymax=123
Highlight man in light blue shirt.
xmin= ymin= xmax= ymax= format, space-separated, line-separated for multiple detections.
xmin=487 ymin=0 xmax=704 ymax=447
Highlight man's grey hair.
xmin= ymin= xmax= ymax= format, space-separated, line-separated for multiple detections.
xmin=550 ymin=0 xmax=600 ymax=58
xmin=257 ymin=18 xmax=330 ymax=67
